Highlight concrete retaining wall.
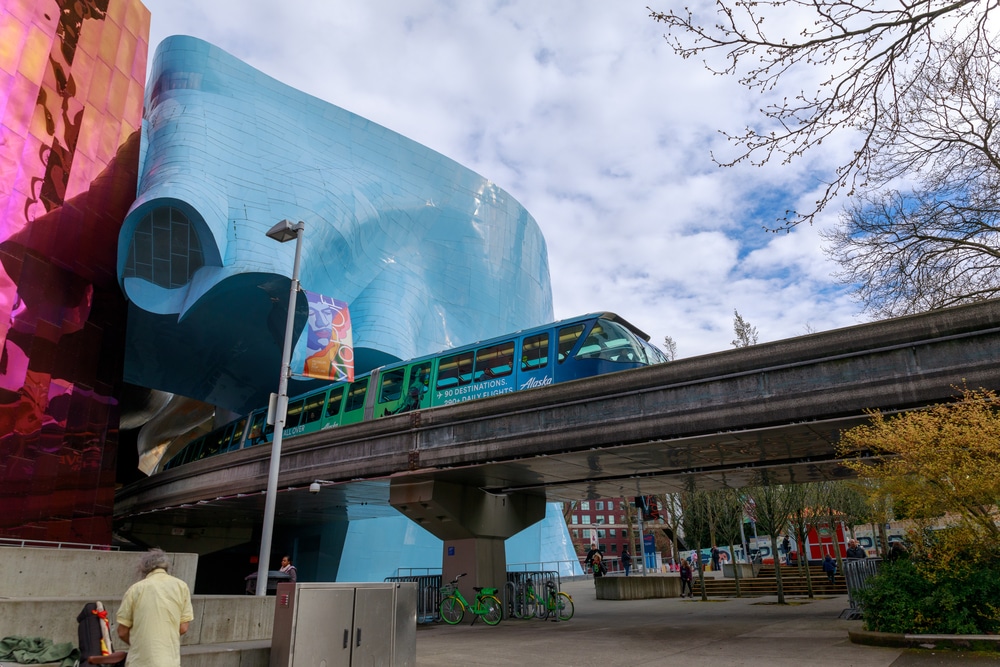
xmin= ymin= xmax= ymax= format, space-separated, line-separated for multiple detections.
xmin=0 ymin=548 xmax=197 ymax=598
xmin=0 ymin=596 xmax=274 ymax=647
xmin=595 ymin=575 xmax=681 ymax=600
xmin=0 ymin=549 xmax=272 ymax=667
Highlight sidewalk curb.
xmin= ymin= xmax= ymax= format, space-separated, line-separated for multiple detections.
xmin=849 ymin=629 xmax=1000 ymax=652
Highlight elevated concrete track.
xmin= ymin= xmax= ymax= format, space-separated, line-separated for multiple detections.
xmin=116 ymin=299 xmax=1000 ymax=539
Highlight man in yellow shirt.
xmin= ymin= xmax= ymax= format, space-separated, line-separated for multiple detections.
xmin=116 ymin=549 xmax=194 ymax=667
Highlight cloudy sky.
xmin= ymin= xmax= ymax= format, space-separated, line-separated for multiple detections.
xmin=140 ymin=0 xmax=866 ymax=359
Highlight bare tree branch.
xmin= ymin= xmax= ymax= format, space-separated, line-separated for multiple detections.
xmin=649 ymin=0 xmax=1000 ymax=229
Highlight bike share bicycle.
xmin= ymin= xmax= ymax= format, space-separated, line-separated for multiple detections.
xmin=510 ymin=573 xmax=574 ymax=621
xmin=438 ymin=573 xmax=503 ymax=626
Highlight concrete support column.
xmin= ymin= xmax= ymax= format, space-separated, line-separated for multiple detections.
xmin=389 ymin=479 xmax=545 ymax=597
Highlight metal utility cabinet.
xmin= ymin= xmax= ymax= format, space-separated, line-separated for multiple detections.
xmin=270 ymin=582 xmax=417 ymax=667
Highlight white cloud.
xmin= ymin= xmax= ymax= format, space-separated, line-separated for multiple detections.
xmin=142 ymin=0 xmax=866 ymax=358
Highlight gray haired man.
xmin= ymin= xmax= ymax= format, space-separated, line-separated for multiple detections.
xmin=116 ymin=549 xmax=194 ymax=667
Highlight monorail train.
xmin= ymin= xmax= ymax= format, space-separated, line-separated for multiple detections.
xmin=161 ymin=312 xmax=667 ymax=472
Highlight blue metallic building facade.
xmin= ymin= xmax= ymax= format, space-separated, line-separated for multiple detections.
xmin=117 ymin=36 xmax=579 ymax=582
xmin=120 ymin=36 xmax=554 ymax=422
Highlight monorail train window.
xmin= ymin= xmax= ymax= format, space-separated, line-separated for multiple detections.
xmin=227 ymin=418 xmax=247 ymax=451
xmin=302 ymin=394 xmax=325 ymax=425
xmin=474 ymin=342 xmax=514 ymax=381
xmin=180 ymin=438 xmax=203 ymax=464
xmin=437 ymin=351 xmax=474 ymax=389
xmin=521 ymin=333 xmax=549 ymax=370
xmin=246 ymin=413 xmax=268 ymax=446
xmin=576 ymin=319 xmax=647 ymax=363
xmin=326 ymin=387 xmax=345 ymax=417
xmin=285 ymin=398 xmax=305 ymax=428
xmin=345 ymin=377 xmax=369 ymax=412
xmin=203 ymin=426 xmax=229 ymax=458
xmin=557 ymin=324 xmax=586 ymax=363
xmin=378 ymin=368 xmax=406 ymax=403
xmin=640 ymin=338 xmax=668 ymax=363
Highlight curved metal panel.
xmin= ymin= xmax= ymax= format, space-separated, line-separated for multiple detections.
xmin=121 ymin=36 xmax=553 ymax=414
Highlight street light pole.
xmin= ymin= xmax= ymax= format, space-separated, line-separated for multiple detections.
xmin=255 ymin=219 xmax=305 ymax=596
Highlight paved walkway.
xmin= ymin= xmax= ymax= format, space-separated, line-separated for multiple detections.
xmin=416 ymin=577 xmax=995 ymax=666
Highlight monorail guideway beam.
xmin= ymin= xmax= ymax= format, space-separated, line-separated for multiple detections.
xmin=389 ymin=479 xmax=546 ymax=596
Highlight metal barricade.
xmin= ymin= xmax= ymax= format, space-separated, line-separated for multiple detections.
xmin=384 ymin=574 xmax=442 ymax=623
xmin=842 ymin=558 xmax=881 ymax=620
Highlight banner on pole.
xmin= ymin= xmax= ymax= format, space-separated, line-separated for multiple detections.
xmin=292 ymin=291 xmax=354 ymax=382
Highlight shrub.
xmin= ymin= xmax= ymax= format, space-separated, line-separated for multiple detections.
xmin=858 ymin=530 xmax=1000 ymax=634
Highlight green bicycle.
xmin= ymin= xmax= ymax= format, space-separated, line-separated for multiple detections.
xmin=519 ymin=579 xmax=574 ymax=621
xmin=439 ymin=573 xmax=503 ymax=626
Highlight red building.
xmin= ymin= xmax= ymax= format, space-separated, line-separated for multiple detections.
xmin=566 ymin=497 xmax=635 ymax=561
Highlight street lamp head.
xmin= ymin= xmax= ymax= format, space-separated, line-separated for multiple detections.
xmin=266 ymin=219 xmax=305 ymax=243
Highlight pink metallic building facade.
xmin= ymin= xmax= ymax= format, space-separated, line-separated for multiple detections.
xmin=0 ymin=0 xmax=149 ymax=544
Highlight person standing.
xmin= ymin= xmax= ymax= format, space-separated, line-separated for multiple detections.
xmin=710 ymin=545 xmax=720 ymax=572
xmin=621 ymin=546 xmax=633 ymax=577
xmin=279 ymin=555 xmax=297 ymax=583
xmin=116 ymin=548 xmax=194 ymax=667
xmin=679 ymin=560 xmax=694 ymax=597
xmin=781 ymin=535 xmax=791 ymax=564
xmin=591 ymin=551 xmax=605 ymax=579
xmin=845 ymin=539 xmax=867 ymax=559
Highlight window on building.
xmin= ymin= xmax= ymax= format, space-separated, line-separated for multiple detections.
xmin=571 ymin=515 xmax=578 ymax=524
xmin=582 ymin=516 xmax=591 ymax=524
xmin=597 ymin=530 xmax=606 ymax=539
xmin=611 ymin=544 xmax=618 ymax=553
xmin=124 ymin=206 xmax=205 ymax=288
xmin=596 ymin=516 xmax=605 ymax=525
xmin=571 ymin=529 xmax=578 ymax=538
xmin=610 ymin=529 xmax=616 ymax=537
xmin=581 ymin=501 xmax=590 ymax=510
xmin=608 ymin=515 xmax=615 ymax=525
xmin=596 ymin=501 xmax=604 ymax=510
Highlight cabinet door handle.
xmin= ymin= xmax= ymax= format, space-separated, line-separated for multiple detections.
xmin=356 ymin=628 xmax=362 ymax=647
xmin=343 ymin=629 xmax=349 ymax=649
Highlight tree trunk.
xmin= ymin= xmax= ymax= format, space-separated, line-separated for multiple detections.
xmin=770 ymin=534 xmax=786 ymax=603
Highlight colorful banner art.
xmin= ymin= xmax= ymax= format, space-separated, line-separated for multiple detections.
xmin=292 ymin=290 xmax=354 ymax=382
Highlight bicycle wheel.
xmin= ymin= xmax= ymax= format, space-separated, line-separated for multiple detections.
xmin=480 ymin=595 xmax=504 ymax=625
xmin=529 ymin=594 xmax=547 ymax=619
xmin=439 ymin=595 xmax=465 ymax=624
xmin=554 ymin=592 xmax=574 ymax=621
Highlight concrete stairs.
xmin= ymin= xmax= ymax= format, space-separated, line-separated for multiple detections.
xmin=696 ymin=564 xmax=847 ymax=597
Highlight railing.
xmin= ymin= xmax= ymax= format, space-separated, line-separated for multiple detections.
xmin=384 ymin=574 xmax=443 ymax=623
xmin=508 ymin=559 xmax=583 ymax=577
xmin=0 ymin=537 xmax=119 ymax=550
xmin=842 ymin=558 xmax=881 ymax=619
